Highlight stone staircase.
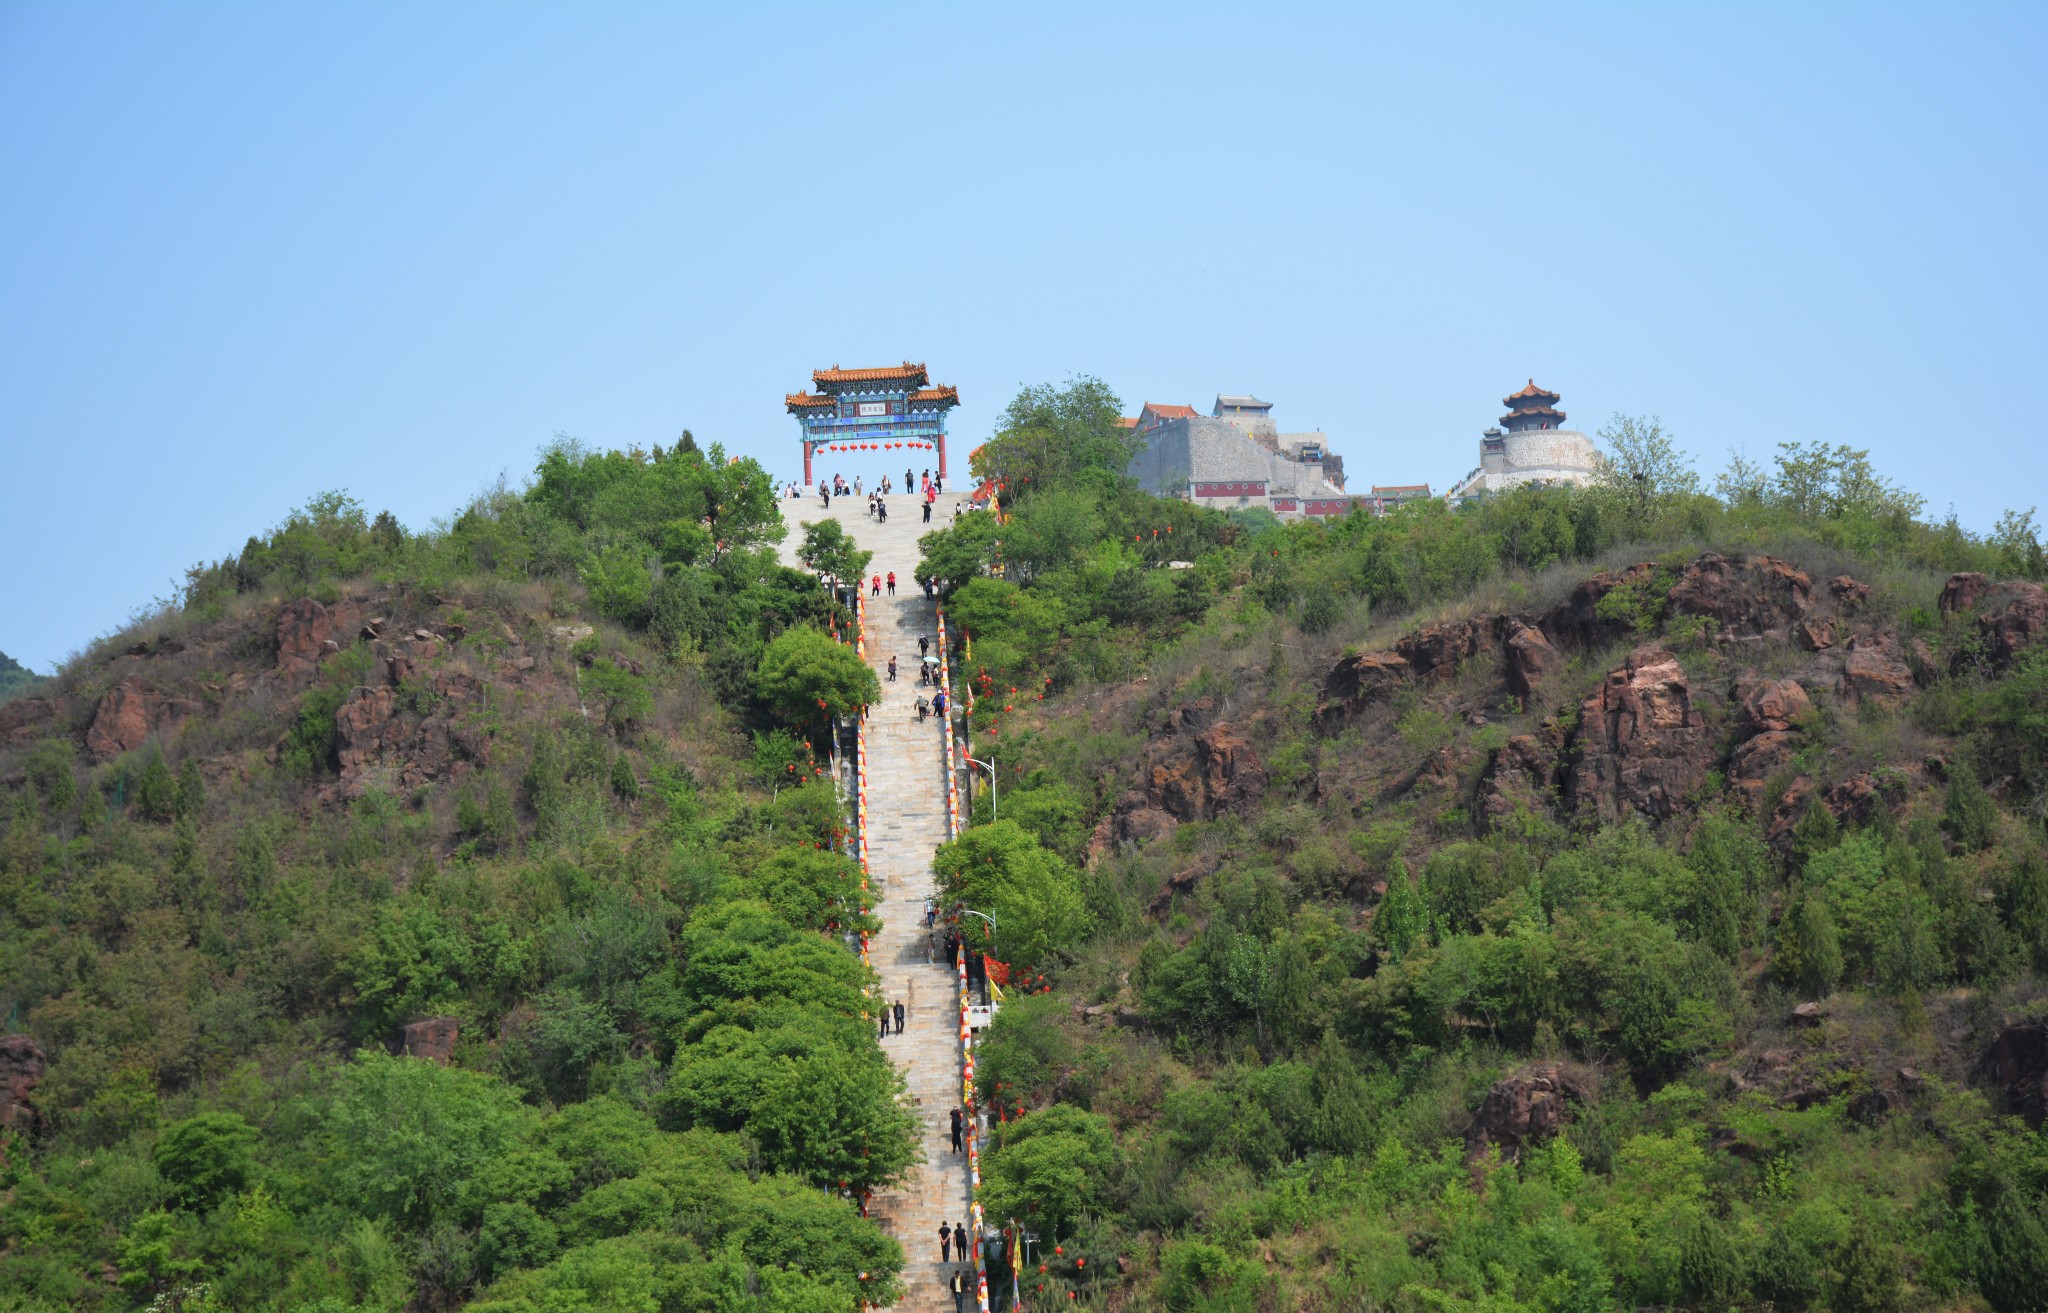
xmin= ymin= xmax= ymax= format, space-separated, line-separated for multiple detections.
xmin=778 ymin=492 xmax=977 ymax=1313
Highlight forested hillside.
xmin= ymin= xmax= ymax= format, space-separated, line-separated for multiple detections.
xmin=3 ymin=387 xmax=2047 ymax=1313
xmin=919 ymin=384 xmax=2048 ymax=1311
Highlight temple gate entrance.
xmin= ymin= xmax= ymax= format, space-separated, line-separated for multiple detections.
xmin=785 ymin=361 xmax=959 ymax=487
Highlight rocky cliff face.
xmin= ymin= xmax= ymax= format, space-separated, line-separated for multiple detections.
xmin=1304 ymin=553 xmax=2048 ymax=836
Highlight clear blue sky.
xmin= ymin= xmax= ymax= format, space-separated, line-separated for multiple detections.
xmin=3 ymin=3 xmax=2043 ymax=673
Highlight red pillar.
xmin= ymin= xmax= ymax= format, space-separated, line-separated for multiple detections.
xmin=937 ymin=432 xmax=948 ymax=484
xmin=802 ymin=439 xmax=813 ymax=487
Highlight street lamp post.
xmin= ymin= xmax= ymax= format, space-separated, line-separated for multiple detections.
xmin=965 ymin=753 xmax=996 ymax=819
xmin=958 ymin=908 xmax=997 ymax=963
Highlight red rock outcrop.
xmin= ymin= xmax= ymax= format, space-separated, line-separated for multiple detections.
xmin=399 ymin=1017 xmax=460 ymax=1065
xmin=1395 ymin=620 xmax=1485 ymax=680
xmin=1465 ymin=1062 xmax=1595 ymax=1159
xmin=1830 ymin=575 xmax=1871 ymax=607
xmin=1316 ymin=650 xmax=1412 ymax=728
xmin=332 ymin=668 xmax=488 ymax=798
xmin=1939 ymin=572 xmax=1994 ymax=617
xmin=1728 ymin=731 xmax=1798 ymax=808
xmin=1940 ymin=573 xmax=2048 ymax=670
xmin=1665 ymin=553 xmax=1813 ymax=639
xmin=0 ymin=1033 xmax=46 ymax=1130
xmin=1539 ymin=563 xmax=1657 ymax=650
xmin=1503 ymin=622 xmax=1560 ymax=702
xmin=1736 ymin=677 xmax=1812 ymax=733
xmin=1567 ymin=646 xmax=1712 ymax=823
xmin=1 ymin=696 xmax=58 ymax=749
xmin=1981 ymin=583 xmax=2048 ymax=670
xmin=275 ymin=598 xmax=338 ymax=673
xmin=1840 ymin=634 xmax=1915 ymax=706
xmin=83 ymin=676 xmax=197 ymax=760
xmin=1481 ymin=731 xmax=1560 ymax=827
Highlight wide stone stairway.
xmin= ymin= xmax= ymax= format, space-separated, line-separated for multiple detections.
xmin=777 ymin=489 xmax=976 ymax=1313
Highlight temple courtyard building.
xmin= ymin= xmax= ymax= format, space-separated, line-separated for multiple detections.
xmin=1125 ymin=394 xmax=1427 ymax=520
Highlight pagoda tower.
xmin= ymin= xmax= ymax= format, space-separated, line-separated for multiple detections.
xmin=1500 ymin=379 xmax=1566 ymax=432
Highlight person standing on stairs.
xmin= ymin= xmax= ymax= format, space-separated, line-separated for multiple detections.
xmin=888 ymin=655 xmax=898 ymax=682
xmin=893 ymin=999 xmax=905 ymax=1033
xmin=954 ymin=1223 xmax=968 ymax=1262
xmin=938 ymin=1221 xmax=951 ymax=1263
xmin=950 ymin=1107 xmax=963 ymax=1153
xmin=887 ymin=571 xmax=897 ymax=595
xmin=950 ymin=1266 xmax=967 ymax=1313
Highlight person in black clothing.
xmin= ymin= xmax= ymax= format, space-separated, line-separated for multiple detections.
xmin=923 ymin=500 xmax=932 ymax=523
xmin=954 ymin=1222 xmax=968 ymax=1262
xmin=893 ymin=1000 xmax=905 ymax=1033
xmin=887 ymin=655 xmax=898 ymax=682
xmin=878 ymin=1011 xmax=888 ymax=1040
xmin=919 ymin=636 xmax=930 ymax=657
xmin=938 ymin=1221 xmax=951 ymax=1263
xmin=950 ymin=1106 xmax=964 ymax=1152
xmin=950 ymin=1268 xmax=967 ymax=1313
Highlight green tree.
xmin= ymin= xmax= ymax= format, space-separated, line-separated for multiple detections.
xmin=1777 ymin=893 xmax=1843 ymax=997
xmin=320 ymin=1050 xmax=533 ymax=1232
xmin=917 ymin=512 xmax=1002 ymax=591
xmin=969 ymin=376 xmax=1134 ymax=497
xmin=154 ymin=1111 xmax=259 ymax=1209
xmin=1942 ymin=760 xmax=1999 ymax=853
xmin=794 ymin=518 xmax=872 ymax=584
xmin=753 ymin=626 xmax=880 ymax=726
xmin=583 ymin=658 xmax=653 ymax=736
xmin=980 ymin=1105 xmax=1122 ymax=1239
xmin=931 ymin=819 xmax=1089 ymax=969
xmin=1596 ymin=413 xmax=1700 ymax=509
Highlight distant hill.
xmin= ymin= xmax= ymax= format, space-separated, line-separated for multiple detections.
xmin=0 ymin=648 xmax=44 ymax=704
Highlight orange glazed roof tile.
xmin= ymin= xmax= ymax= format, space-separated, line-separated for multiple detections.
xmin=1503 ymin=378 xmax=1562 ymax=405
xmin=1142 ymin=402 xmax=1199 ymax=420
xmin=785 ymin=392 xmax=835 ymax=410
xmin=813 ymin=362 xmax=929 ymax=385
xmin=1114 ymin=416 xmax=1138 ymax=428
xmin=908 ymin=385 xmax=960 ymax=405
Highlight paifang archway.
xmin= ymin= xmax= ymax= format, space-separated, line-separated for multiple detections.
xmin=785 ymin=362 xmax=958 ymax=487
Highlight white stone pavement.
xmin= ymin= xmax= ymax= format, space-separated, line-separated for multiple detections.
xmin=776 ymin=491 xmax=977 ymax=1313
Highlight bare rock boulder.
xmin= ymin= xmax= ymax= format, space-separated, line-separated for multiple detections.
xmin=1503 ymin=622 xmax=1560 ymax=702
xmin=1666 ymin=553 xmax=1814 ymax=639
xmin=1316 ymin=650 xmax=1411 ymax=729
xmin=86 ymin=676 xmax=155 ymax=759
xmin=1465 ymin=1062 xmax=1594 ymax=1159
xmin=1736 ymin=677 xmax=1812 ymax=733
xmin=399 ymin=1017 xmax=460 ymax=1065
xmin=275 ymin=598 xmax=337 ymax=673
xmin=1840 ymin=634 xmax=1915 ymax=706
xmin=0 ymin=1033 xmax=46 ymax=1130
xmin=1568 ymin=645 xmax=1712 ymax=823
xmin=1395 ymin=620 xmax=1486 ymax=680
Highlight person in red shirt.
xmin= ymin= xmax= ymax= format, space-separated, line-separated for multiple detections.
xmin=870 ymin=574 xmax=881 ymax=597
xmin=886 ymin=571 xmax=897 ymax=595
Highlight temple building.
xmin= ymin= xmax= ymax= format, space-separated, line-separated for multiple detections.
xmin=1447 ymin=379 xmax=1601 ymax=500
xmin=784 ymin=362 xmax=958 ymax=486
xmin=1125 ymin=393 xmax=1412 ymax=520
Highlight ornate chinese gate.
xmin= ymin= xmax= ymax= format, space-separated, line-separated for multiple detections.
xmin=785 ymin=361 xmax=959 ymax=486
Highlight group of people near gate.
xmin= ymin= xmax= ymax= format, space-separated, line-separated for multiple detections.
xmin=792 ymin=468 xmax=947 ymax=515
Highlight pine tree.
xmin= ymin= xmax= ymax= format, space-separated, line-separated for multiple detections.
xmin=1942 ymin=760 xmax=1999 ymax=853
